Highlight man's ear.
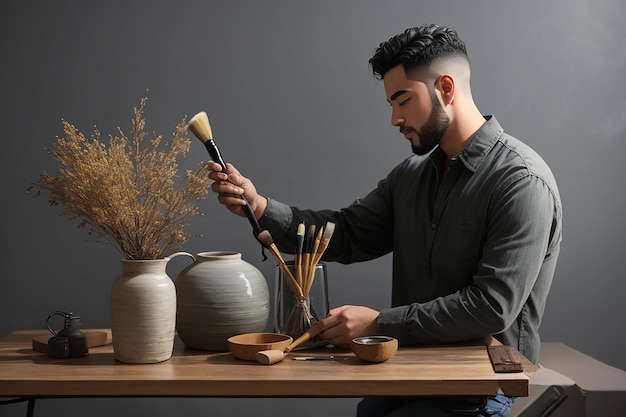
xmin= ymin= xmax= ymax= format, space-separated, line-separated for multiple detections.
xmin=436 ymin=74 xmax=455 ymax=105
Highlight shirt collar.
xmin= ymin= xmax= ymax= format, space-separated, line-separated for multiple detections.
xmin=456 ymin=115 xmax=503 ymax=173
xmin=428 ymin=115 xmax=503 ymax=175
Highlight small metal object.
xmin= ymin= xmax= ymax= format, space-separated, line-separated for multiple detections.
xmin=47 ymin=336 xmax=69 ymax=358
xmin=46 ymin=311 xmax=88 ymax=358
xmin=293 ymin=356 xmax=349 ymax=361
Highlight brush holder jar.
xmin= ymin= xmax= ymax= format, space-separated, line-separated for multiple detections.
xmin=274 ymin=261 xmax=329 ymax=348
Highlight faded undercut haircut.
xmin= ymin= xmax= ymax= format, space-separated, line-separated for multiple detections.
xmin=369 ymin=24 xmax=469 ymax=80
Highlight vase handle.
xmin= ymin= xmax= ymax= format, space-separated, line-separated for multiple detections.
xmin=165 ymin=251 xmax=196 ymax=263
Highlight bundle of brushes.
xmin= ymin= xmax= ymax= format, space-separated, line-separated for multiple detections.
xmin=257 ymin=221 xmax=335 ymax=339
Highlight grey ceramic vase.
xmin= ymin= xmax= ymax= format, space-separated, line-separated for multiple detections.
xmin=175 ymin=251 xmax=270 ymax=351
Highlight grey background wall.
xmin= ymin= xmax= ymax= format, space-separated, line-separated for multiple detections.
xmin=2 ymin=0 xmax=625 ymax=416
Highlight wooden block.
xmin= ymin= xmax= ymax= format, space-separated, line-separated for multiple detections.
xmin=32 ymin=330 xmax=109 ymax=354
xmin=488 ymin=345 xmax=524 ymax=373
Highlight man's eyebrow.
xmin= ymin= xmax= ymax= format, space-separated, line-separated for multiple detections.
xmin=388 ymin=90 xmax=408 ymax=103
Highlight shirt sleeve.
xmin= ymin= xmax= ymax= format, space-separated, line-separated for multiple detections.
xmin=258 ymin=169 xmax=399 ymax=263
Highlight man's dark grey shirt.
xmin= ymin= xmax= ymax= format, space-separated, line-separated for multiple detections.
xmin=260 ymin=116 xmax=562 ymax=364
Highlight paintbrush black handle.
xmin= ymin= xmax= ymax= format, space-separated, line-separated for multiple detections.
xmin=240 ymin=197 xmax=263 ymax=235
xmin=203 ymin=139 xmax=228 ymax=172
xmin=204 ymin=139 xmax=263 ymax=235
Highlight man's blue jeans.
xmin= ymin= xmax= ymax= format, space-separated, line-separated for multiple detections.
xmin=357 ymin=394 xmax=515 ymax=416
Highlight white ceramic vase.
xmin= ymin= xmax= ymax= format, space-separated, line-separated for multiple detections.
xmin=175 ymin=251 xmax=270 ymax=351
xmin=110 ymin=252 xmax=194 ymax=363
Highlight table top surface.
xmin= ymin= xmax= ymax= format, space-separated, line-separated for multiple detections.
xmin=0 ymin=329 xmax=535 ymax=398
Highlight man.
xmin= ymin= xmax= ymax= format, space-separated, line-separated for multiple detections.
xmin=208 ymin=24 xmax=562 ymax=417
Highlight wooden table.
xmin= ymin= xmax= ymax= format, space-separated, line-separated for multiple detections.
xmin=0 ymin=329 xmax=535 ymax=400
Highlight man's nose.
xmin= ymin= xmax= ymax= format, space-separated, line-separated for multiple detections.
xmin=390 ymin=107 xmax=404 ymax=127
xmin=391 ymin=113 xmax=404 ymax=127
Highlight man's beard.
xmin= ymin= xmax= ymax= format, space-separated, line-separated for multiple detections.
xmin=408 ymin=91 xmax=451 ymax=156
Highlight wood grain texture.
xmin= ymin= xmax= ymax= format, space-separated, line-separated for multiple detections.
xmin=0 ymin=330 xmax=535 ymax=398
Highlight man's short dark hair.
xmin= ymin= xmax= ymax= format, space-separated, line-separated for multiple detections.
xmin=369 ymin=24 xmax=468 ymax=80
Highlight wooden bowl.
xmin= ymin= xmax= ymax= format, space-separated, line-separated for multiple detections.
xmin=351 ymin=336 xmax=398 ymax=363
xmin=227 ymin=333 xmax=293 ymax=361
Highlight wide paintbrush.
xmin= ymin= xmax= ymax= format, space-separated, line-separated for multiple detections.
xmin=187 ymin=111 xmax=263 ymax=240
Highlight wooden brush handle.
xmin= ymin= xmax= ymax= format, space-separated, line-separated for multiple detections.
xmin=285 ymin=330 xmax=313 ymax=353
xmin=278 ymin=262 xmax=304 ymax=298
xmin=256 ymin=349 xmax=286 ymax=365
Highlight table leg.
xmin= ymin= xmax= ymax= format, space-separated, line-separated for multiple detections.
xmin=27 ymin=398 xmax=36 ymax=417
xmin=0 ymin=397 xmax=36 ymax=417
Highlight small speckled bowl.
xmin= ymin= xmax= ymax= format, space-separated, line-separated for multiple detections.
xmin=227 ymin=333 xmax=293 ymax=361
xmin=351 ymin=336 xmax=398 ymax=363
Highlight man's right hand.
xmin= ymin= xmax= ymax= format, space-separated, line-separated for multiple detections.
xmin=310 ymin=305 xmax=380 ymax=348
xmin=207 ymin=161 xmax=267 ymax=220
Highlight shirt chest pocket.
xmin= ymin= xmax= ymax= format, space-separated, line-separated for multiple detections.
xmin=442 ymin=215 xmax=484 ymax=263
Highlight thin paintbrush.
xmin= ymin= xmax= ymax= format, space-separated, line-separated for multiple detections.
xmin=305 ymin=226 xmax=323 ymax=295
xmin=257 ymin=230 xmax=303 ymax=298
xmin=311 ymin=222 xmax=336 ymax=266
xmin=306 ymin=222 xmax=335 ymax=296
xmin=296 ymin=222 xmax=305 ymax=288
xmin=303 ymin=224 xmax=316 ymax=268
xmin=187 ymin=111 xmax=263 ymax=239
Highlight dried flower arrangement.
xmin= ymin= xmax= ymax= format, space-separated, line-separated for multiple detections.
xmin=31 ymin=95 xmax=211 ymax=260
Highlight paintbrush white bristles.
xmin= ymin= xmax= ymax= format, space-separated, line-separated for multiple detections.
xmin=306 ymin=223 xmax=333 ymax=294
xmin=322 ymin=221 xmax=335 ymax=241
xmin=311 ymin=222 xmax=336 ymax=266
xmin=187 ymin=111 xmax=213 ymax=142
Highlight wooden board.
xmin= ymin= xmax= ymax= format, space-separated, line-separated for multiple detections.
xmin=488 ymin=345 xmax=524 ymax=373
